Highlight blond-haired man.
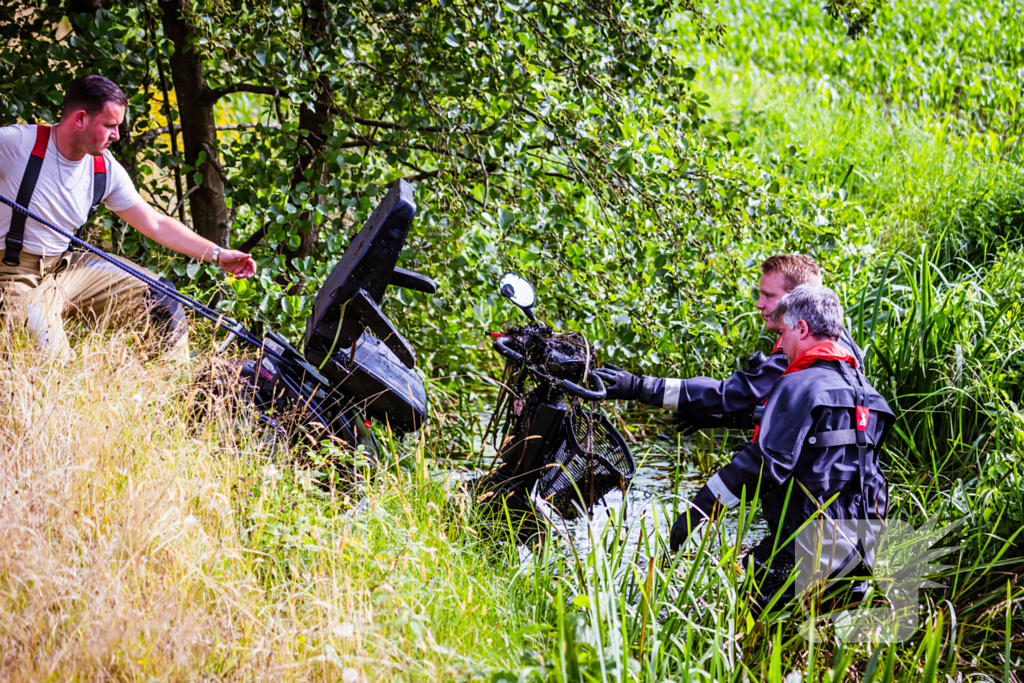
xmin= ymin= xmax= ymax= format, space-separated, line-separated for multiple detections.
xmin=671 ymin=285 xmax=893 ymax=613
xmin=594 ymin=254 xmax=863 ymax=427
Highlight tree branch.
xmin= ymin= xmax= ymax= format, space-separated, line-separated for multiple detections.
xmin=334 ymin=134 xmax=379 ymax=149
xmin=238 ymin=223 xmax=270 ymax=254
xmin=134 ymin=122 xmax=279 ymax=147
xmin=396 ymin=158 xmax=442 ymax=182
xmin=203 ymin=84 xmax=282 ymax=105
xmin=405 ymin=170 xmax=443 ymax=182
xmin=165 ymin=183 xmax=200 ymax=222
xmin=199 ymin=141 xmax=229 ymax=183
xmin=348 ymin=114 xmax=442 ymax=133
xmin=335 ymin=107 xmax=518 ymax=138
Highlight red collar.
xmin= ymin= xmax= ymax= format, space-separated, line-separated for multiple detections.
xmin=753 ymin=340 xmax=857 ymax=443
xmin=771 ymin=336 xmax=782 ymax=354
xmin=782 ymin=340 xmax=857 ymax=376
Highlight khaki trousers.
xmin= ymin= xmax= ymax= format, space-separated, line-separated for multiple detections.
xmin=0 ymin=249 xmax=189 ymax=362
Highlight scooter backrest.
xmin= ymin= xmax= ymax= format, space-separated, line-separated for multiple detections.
xmin=303 ymin=180 xmax=416 ymax=350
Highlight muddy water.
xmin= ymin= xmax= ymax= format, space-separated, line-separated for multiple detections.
xmin=557 ymin=440 xmax=768 ymax=560
xmin=465 ymin=430 xmax=768 ymax=560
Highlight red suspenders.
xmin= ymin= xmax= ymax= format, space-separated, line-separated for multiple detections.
xmin=3 ymin=126 xmax=50 ymax=265
xmin=91 ymin=154 xmax=107 ymax=223
xmin=3 ymin=124 xmax=108 ymax=266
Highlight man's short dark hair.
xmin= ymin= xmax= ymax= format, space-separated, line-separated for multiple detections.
xmin=62 ymin=75 xmax=128 ymax=116
xmin=761 ymin=254 xmax=822 ymax=289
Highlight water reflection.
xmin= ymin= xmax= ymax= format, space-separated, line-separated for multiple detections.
xmin=463 ymin=433 xmax=768 ymax=560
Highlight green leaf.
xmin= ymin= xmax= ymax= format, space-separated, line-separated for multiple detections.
xmin=572 ymin=595 xmax=590 ymax=609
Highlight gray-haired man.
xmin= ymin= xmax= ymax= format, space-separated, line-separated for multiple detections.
xmin=671 ymin=285 xmax=895 ymax=614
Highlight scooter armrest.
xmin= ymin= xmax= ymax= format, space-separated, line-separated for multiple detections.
xmin=390 ymin=267 xmax=437 ymax=294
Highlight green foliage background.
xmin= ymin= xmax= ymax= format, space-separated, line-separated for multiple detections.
xmin=2 ymin=0 xmax=1023 ymax=679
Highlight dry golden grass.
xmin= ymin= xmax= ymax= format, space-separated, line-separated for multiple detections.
xmin=0 ymin=326 xmax=527 ymax=681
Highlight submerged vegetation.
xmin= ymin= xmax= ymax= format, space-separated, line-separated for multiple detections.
xmin=2 ymin=0 xmax=1023 ymax=680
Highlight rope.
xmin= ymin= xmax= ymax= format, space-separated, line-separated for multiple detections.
xmin=0 ymin=191 xmax=285 ymax=362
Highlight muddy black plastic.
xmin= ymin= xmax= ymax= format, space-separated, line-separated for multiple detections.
xmin=492 ymin=336 xmax=525 ymax=362
xmin=535 ymin=409 xmax=635 ymax=519
xmin=306 ymin=331 xmax=427 ymax=434
xmin=300 ymin=179 xmax=430 ymax=437
xmin=231 ymin=180 xmax=432 ymax=448
xmin=558 ymin=374 xmax=606 ymax=401
xmin=304 ymin=180 xmax=416 ymax=357
xmin=478 ymin=321 xmax=635 ymax=523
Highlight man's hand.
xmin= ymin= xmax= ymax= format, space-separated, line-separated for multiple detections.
xmin=670 ymin=502 xmax=710 ymax=551
xmin=218 ymin=249 xmax=256 ymax=278
xmin=592 ymin=364 xmax=644 ymax=400
xmin=115 ymin=201 xmax=258 ymax=279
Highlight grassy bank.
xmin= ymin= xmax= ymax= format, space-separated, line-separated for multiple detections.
xmin=0 ymin=329 xmax=537 ymax=680
xmin=2 ymin=324 xmax=1019 ymax=681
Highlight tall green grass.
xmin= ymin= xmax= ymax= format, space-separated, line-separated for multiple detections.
xmin=2 ymin=319 xmax=1018 ymax=680
xmin=699 ymin=74 xmax=1024 ymax=266
xmin=484 ymin=484 xmax=1023 ymax=682
xmin=698 ymin=0 xmax=1024 ymax=132
xmin=0 ymin=328 xmax=539 ymax=680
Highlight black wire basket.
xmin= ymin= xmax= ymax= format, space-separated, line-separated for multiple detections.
xmin=535 ymin=407 xmax=635 ymax=519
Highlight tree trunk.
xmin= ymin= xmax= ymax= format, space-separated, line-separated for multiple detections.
xmin=158 ymin=0 xmax=230 ymax=246
xmin=281 ymin=0 xmax=333 ymax=271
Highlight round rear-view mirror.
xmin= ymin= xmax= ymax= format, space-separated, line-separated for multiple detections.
xmin=499 ymin=272 xmax=536 ymax=309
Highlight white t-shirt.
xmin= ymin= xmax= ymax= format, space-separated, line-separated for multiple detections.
xmin=0 ymin=124 xmax=142 ymax=257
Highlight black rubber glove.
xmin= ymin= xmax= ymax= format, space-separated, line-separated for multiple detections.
xmin=670 ymin=485 xmax=719 ymax=551
xmin=592 ymin=364 xmax=644 ymax=401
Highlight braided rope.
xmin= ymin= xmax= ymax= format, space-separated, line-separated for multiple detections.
xmin=0 ymin=191 xmax=282 ymax=360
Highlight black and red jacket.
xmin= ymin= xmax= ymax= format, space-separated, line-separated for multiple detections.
xmin=674 ymin=341 xmax=894 ymax=572
xmin=639 ymin=327 xmax=863 ymax=431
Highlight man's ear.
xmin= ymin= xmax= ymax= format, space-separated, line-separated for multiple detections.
xmin=798 ymin=319 xmax=811 ymax=339
xmin=74 ymin=110 xmax=88 ymax=128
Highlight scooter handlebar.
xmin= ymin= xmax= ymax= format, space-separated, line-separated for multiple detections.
xmin=559 ymin=372 xmax=607 ymax=401
xmin=492 ymin=336 xmax=525 ymax=362
xmin=492 ymin=334 xmax=606 ymax=401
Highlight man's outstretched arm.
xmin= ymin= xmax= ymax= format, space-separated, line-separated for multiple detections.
xmin=115 ymin=200 xmax=256 ymax=278
xmin=595 ymin=355 xmax=788 ymax=415
xmin=669 ymin=442 xmax=765 ymax=550
xmin=669 ymin=437 xmax=802 ymax=551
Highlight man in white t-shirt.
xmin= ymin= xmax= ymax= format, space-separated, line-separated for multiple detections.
xmin=0 ymin=75 xmax=257 ymax=361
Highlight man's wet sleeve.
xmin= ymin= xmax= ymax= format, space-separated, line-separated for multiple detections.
xmin=700 ymin=434 xmax=804 ymax=510
xmin=700 ymin=442 xmax=770 ymax=509
xmin=642 ymin=354 xmax=788 ymax=414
